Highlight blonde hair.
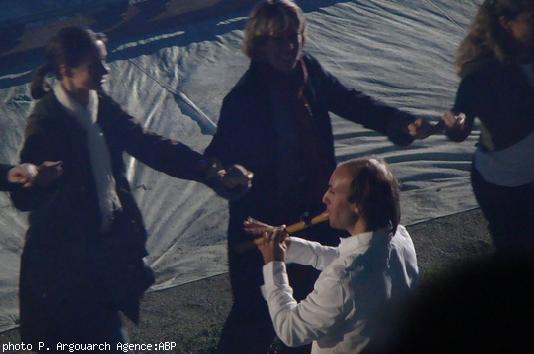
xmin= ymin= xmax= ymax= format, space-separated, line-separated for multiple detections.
xmin=242 ymin=0 xmax=305 ymax=59
xmin=456 ymin=0 xmax=534 ymax=78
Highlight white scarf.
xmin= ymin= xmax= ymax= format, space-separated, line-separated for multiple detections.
xmin=53 ymin=83 xmax=122 ymax=233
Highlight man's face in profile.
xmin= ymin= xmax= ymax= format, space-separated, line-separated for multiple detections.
xmin=322 ymin=166 xmax=358 ymax=233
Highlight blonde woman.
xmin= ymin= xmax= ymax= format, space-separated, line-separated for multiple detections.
xmin=205 ymin=1 xmax=433 ymax=352
xmin=443 ymin=0 xmax=534 ymax=252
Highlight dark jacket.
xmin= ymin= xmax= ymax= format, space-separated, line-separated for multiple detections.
xmin=11 ymin=90 xmax=206 ymax=342
xmin=205 ymin=53 xmax=417 ymax=306
xmin=0 ymin=164 xmax=14 ymax=191
xmin=449 ymin=59 xmax=534 ymax=151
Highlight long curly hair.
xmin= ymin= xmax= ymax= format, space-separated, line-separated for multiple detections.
xmin=456 ymin=0 xmax=534 ymax=78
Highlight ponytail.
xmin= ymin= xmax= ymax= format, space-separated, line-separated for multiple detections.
xmin=30 ymin=26 xmax=107 ymax=100
xmin=30 ymin=63 xmax=52 ymax=99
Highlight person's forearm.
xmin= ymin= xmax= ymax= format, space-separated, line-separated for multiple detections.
xmin=287 ymin=237 xmax=338 ymax=270
xmin=262 ymin=261 xmax=345 ymax=347
xmin=262 ymin=262 xmax=315 ymax=347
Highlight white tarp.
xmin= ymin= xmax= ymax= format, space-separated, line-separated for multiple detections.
xmin=0 ymin=0 xmax=481 ymax=332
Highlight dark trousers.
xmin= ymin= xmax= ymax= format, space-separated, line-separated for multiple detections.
xmin=471 ymin=166 xmax=534 ymax=253
xmin=19 ymin=250 xmax=127 ymax=354
xmin=21 ymin=300 xmax=126 ymax=354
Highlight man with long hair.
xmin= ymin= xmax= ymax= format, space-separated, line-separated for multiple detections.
xmin=246 ymin=158 xmax=419 ymax=354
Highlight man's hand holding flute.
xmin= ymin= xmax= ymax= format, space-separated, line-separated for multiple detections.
xmin=244 ymin=218 xmax=290 ymax=264
xmin=239 ymin=212 xmax=329 ymax=254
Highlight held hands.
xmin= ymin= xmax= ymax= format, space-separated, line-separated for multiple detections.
xmin=442 ymin=111 xmax=467 ymax=132
xmin=219 ymin=164 xmax=253 ymax=191
xmin=406 ymin=117 xmax=443 ymax=140
xmin=406 ymin=114 xmax=467 ymax=140
xmin=441 ymin=111 xmax=469 ymax=141
xmin=7 ymin=161 xmax=63 ymax=188
xmin=204 ymin=158 xmax=253 ymax=199
xmin=244 ymin=218 xmax=290 ymax=264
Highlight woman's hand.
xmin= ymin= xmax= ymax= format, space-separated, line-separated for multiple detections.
xmin=203 ymin=158 xmax=253 ymax=198
xmin=219 ymin=164 xmax=253 ymax=191
xmin=7 ymin=164 xmax=38 ymax=187
xmin=7 ymin=161 xmax=63 ymax=188
xmin=442 ymin=111 xmax=467 ymax=131
xmin=407 ymin=117 xmax=443 ymax=140
xmin=34 ymin=161 xmax=63 ymax=187
xmin=441 ymin=111 xmax=470 ymax=142
xmin=257 ymin=228 xmax=289 ymax=264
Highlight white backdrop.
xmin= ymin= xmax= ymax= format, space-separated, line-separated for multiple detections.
xmin=0 ymin=0 xmax=481 ymax=332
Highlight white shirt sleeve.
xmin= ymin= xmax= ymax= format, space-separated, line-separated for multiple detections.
xmin=261 ymin=261 xmax=348 ymax=347
xmin=286 ymin=236 xmax=339 ymax=270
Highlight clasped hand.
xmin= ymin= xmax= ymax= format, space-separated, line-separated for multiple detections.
xmin=8 ymin=161 xmax=63 ymax=188
xmin=442 ymin=111 xmax=467 ymax=131
xmin=407 ymin=117 xmax=442 ymax=140
xmin=205 ymin=159 xmax=253 ymax=195
xmin=406 ymin=112 xmax=467 ymax=140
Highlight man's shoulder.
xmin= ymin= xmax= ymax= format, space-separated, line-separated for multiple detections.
xmin=391 ymin=225 xmax=414 ymax=248
xmin=323 ymin=255 xmax=363 ymax=283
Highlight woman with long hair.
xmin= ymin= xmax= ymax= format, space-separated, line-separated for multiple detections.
xmin=443 ymin=0 xmax=534 ymax=252
xmin=12 ymin=26 xmax=251 ymax=350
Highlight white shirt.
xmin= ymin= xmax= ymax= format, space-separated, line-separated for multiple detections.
xmin=261 ymin=225 xmax=419 ymax=354
xmin=472 ymin=64 xmax=534 ymax=187
xmin=474 ymin=131 xmax=534 ymax=187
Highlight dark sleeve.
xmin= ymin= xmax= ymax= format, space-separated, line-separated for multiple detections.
xmin=309 ymin=56 xmax=417 ymax=146
xmin=204 ymin=92 xmax=244 ymax=165
xmin=0 ymin=164 xmax=14 ymax=191
xmin=104 ymin=96 xmax=207 ymax=182
xmin=446 ymin=75 xmax=477 ymax=142
xmin=10 ymin=115 xmax=61 ymax=211
xmin=203 ymin=93 xmax=257 ymax=200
